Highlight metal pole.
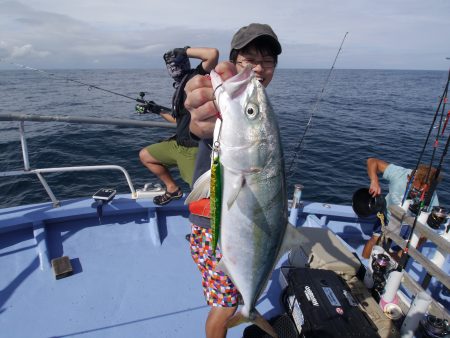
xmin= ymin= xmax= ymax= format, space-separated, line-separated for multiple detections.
xmin=19 ymin=121 xmax=30 ymax=171
xmin=36 ymin=172 xmax=60 ymax=207
xmin=0 ymin=113 xmax=175 ymax=129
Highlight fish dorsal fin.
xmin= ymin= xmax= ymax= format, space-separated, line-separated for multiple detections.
xmin=185 ymin=169 xmax=211 ymax=204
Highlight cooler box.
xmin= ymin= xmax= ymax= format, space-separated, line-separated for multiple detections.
xmin=284 ymin=267 xmax=381 ymax=338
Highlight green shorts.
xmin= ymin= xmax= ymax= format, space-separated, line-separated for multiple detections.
xmin=146 ymin=139 xmax=199 ymax=186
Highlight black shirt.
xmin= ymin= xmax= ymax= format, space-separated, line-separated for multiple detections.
xmin=172 ymin=63 xmax=206 ymax=148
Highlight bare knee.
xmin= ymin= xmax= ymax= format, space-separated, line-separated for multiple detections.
xmin=139 ymin=148 xmax=157 ymax=165
xmin=206 ymin=306 xmax=237 ymax=338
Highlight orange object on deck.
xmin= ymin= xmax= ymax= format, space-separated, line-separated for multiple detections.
xmin=189 ymin=198 xmax=211 ymax=218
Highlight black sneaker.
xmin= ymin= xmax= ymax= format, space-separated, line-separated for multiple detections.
xmin=153 ymin=188 xmax=183 ymax=206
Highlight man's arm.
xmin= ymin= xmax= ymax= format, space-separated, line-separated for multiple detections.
xmin=185 ymin=61 xmax=237 ymax=138
xmin=158 ymin=110 xmax=176 ymax=123
xmin=367 ymin=157 xmax=389 ymax=197
xmin=186 ymin=47 xmax=219 ymax=73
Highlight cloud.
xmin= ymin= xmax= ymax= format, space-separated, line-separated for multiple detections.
xmin=0 ymin=0 xmax=449 ymax=70
xmin=0 ymin=1 xmax=233 ymax=68
xmin=9 ymin=44 xmax=50 ymax=58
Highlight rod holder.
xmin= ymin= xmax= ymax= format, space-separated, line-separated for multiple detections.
xmin=400 ymin=291 xmax=432 ymax=338
xmin=382 ymin=270 xmax=404 ymax=303
xmin=288 ymin=184 xmax=304 ymax=225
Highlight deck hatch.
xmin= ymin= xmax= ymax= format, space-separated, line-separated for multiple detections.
xmin=51 ymin=256 xmax=73 ymax=279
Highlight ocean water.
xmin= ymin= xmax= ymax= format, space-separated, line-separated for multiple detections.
xmin=0 ymin=68 xmax=449 ymax=209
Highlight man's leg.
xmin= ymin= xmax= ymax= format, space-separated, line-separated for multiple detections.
xmin=177 ymin=146 xmax=199 ymax=187
xmin=189 ymin=225 xmax=240 ymax=338
xmin=206 ymin=306 xmax=237 ymax=338
xmin=362 ymin=233 xmax=380 ymax=259
xmin=363 ymin=216 xmax=384 ymax=259
xmin=139 ymin=147 xmax=179 ymax=193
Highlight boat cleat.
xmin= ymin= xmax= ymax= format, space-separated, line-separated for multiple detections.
xmin=136 ymin=183 xmax=165 ymax=199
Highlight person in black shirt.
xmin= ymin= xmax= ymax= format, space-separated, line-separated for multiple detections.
xmin=139 ymin=46 xmax=218 ymax=205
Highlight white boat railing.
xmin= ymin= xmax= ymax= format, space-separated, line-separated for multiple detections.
xmin=385 ymin=205 xmax=450 ymax=322
xmin=0 ymin=113 xmax=175 ymax=207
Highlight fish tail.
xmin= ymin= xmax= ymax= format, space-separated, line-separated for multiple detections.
xmin=227 ymin=309 xmax=278 ymax=338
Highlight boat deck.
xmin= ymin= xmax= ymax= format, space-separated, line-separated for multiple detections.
xmin=1 ymin=196 xmax=297 ymax=338
xmin=1 ymin=194 xmax=447 ymax=337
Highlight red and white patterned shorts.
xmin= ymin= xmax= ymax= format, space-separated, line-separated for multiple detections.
xmin=189 ymin=224 xmax=240 ymax=307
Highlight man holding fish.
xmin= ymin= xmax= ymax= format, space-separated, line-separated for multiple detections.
xmin=184 ymin=23 xmax=302 ymax=338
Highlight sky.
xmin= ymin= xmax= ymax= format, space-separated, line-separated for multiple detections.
xmin=0 ymin=0 xmax=449 ymax=70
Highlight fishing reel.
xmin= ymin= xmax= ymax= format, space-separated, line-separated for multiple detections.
xmin=407 ymin=187 xmax=422 ymax=215
xmin=408 ymin=187 xmax=431 ymax=216
xmin=135 ymin=92 xmax=151 ymax=114
xmin=371 ymin=253 xmax=391 ymax=294
xmin=135 ymin=92 xmax=161 ymax=115
xmin=408 ymin=198 xmax=421 ymax=216
xmin=408 ymin=186 xmax=423 ymax=200
xmin=427 ymin=206 xmax=448 ymax=230
xmin=419 ymin=314 xmax=449 ymax=338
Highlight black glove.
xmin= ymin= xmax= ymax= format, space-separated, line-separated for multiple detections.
xmin=135 ymin=101 xmax=161 ymax=115
xmin=163 ymin=46 xmax=191 ymax=82
xmin=147 ymin=101 xmax=162 ymax=115
xmin=163 ymin=46 xmax=190 ymax=63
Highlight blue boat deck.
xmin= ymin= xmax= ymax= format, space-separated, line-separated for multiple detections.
xmin=2 ymin=194 xmax=447 ymax=337
xmin=1 ymin=196 xmax=301 ymax=338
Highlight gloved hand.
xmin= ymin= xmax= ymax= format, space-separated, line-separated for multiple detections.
xmin=135 ymin=101 xmax=161 ymax=115
xmin=147 ymin=101 xmax=162 ymax=115
xmin=164 ymin=46 xmax=191 ymax=82
xmin=163 ymin=46 xmax=190 ymax=63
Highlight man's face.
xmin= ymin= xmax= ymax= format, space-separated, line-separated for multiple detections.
xmin=235 ymin=48 xmax=275 ymax=88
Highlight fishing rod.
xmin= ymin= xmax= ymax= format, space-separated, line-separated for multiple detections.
xmin=0 ymin=59 xmax=171 ymax=114
xmin=419 ymin=102 xmax=450 ymax=287
xmin=418 ymin=63 xmax=450 ymax=288
xmin=421 ymin=70 xmax=449 ymax=206
xmin=401 ymin=69 xmax=450 ymax=205
xmin=398 ymin=69 xmax=450 ymax=271
xmin=287 ymin=32 xmax=348 ymax=176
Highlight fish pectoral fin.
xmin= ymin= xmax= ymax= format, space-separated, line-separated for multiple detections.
xmin=185 ymin=169 xmax=211 ymax=204
xmin=226 ymin=175 xmax=245 ymax=209
xmin=227 ymin=310 xmax=278 ymax=338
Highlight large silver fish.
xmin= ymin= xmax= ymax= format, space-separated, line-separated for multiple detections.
xmin=187 ymin=66 xmax=302 ymax=337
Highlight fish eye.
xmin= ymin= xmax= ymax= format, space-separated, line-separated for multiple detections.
xmin=245 ymin=103 xmax=259 ymax=120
